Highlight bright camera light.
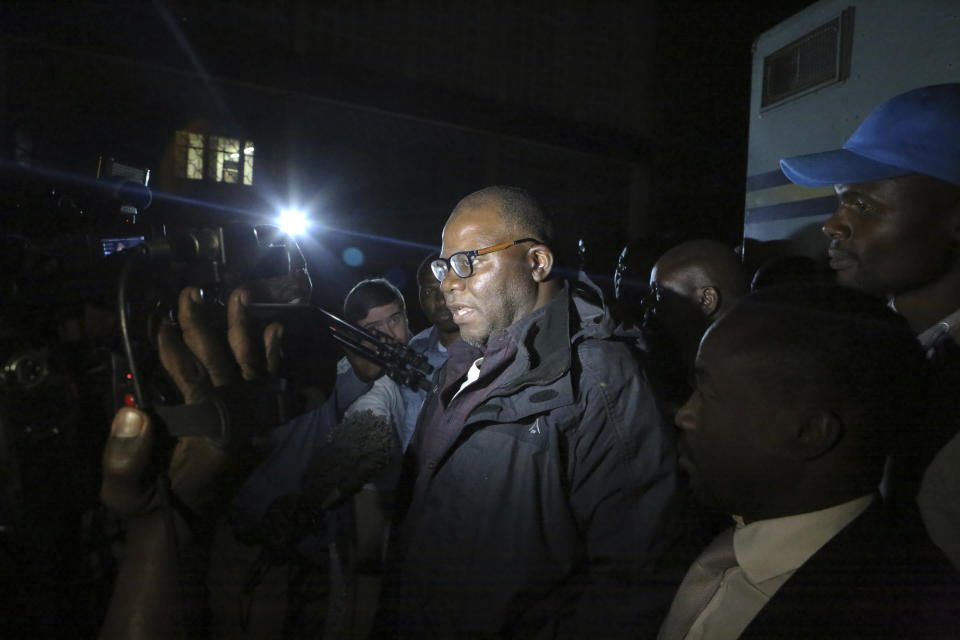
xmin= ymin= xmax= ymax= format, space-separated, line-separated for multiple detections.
xmin=277 ymin=208 xmax=308 ymax=237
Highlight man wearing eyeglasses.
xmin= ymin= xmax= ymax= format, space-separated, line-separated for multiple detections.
xmin=380 ymin=186 xmax=682 ymax=638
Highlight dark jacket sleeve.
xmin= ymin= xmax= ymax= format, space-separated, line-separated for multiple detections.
xmin=562 ymin=339 xmax=683 ymax=638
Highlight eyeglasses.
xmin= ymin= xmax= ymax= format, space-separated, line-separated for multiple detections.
xmin=431 ymin=238 xmax=542 ymax=281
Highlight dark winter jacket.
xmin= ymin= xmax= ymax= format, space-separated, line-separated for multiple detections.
xmin=383 ymin=276 xmax=683 ymax=638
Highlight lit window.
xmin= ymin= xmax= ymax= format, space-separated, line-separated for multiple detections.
xmin=174 ymin=131 xmax=255 ymax=185
xmin=175 ymin=131 xmax=205 ymax=180
xmin=243 ymin=143 xmax=255 ymax=186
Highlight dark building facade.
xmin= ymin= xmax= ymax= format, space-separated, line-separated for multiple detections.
xmin=2 ymin=1 xmax=663 ymax=317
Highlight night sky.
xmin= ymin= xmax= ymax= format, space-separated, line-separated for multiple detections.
xmin=2 ymin=0 xmax=814 ymax=328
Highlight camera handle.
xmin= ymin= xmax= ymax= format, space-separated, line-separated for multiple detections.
xmin=154 ymin=377 xmax=295 ymax=448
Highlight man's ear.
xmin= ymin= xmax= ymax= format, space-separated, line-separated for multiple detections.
xmin=795 ymin=410 xmax=844 ymax=460
xmin=529 ymin=245 xmax=555 ymax=282
xmin=699 ymin=286 xmax=720 ymax=316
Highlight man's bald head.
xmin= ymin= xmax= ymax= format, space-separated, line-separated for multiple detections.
xmin=645 ymin=239 xmax=749 ymax=376
xmin=651 ymin=239 xmax=748 ymax=318
xmin=676 ymin=284 xmax=933 ymax=519
xmin=451 ymin=186 xmax=556 ymax=249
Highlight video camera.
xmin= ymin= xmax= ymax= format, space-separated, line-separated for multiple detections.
xmin=0 ymin=157 xmax=293 ymax=308
xmin=77 ymin=161 xmax=433 ymax=448
xmin=0 ymin=156 xmax=301 ymax=414
xmin=0 ymin=156 xmax=322 ymax=532
xmin=0 ymin=157 xmax=434 ymax=520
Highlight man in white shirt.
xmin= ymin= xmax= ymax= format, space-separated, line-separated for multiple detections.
xmin=779 ymin=84 xmax=960 ymax=566
xmin=660 ymin=284 xmax=959 ymax=639
xmin=231 ymin=277 xmax=413 ymax=553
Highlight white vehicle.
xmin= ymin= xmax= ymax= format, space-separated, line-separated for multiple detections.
xmin=743 ymin=0 xmax=959 ymax=260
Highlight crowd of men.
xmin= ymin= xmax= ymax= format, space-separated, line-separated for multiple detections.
xmin=94 ymin=83 xmax=960 ymax=638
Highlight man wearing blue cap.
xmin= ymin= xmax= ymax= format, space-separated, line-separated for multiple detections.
xmin=779 ymin=83 xmax=960 ymax=569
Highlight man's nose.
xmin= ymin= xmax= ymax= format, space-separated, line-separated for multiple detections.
xmin=674 ymin=392 xmax=698 ymax=432
xmin=440 ymin=270 xmax=465 ymax=295
xmin=369 ymin=322 xmax=390 ymax=337
xmin=389 ymin=325 xmax=406 ymax=343
xmin=822 ymin=206 xmax=851 ymax=241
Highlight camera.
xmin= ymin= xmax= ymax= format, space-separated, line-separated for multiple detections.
xmin=0 ymin=158 xmax=300 ymax=528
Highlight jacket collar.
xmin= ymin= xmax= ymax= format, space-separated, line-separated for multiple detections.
xmin=436 ymin=273 xmax=618 ymax=423
xmin=467 ymin=275 xmax=615 ymax=423
xmin=496 ymin=282 xmax=572 ymax=394
xmin=493 ymin=272 xmax=621 ymax=392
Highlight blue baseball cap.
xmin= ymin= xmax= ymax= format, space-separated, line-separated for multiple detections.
xmin=779 ymin=84 xmax=960 ymax=187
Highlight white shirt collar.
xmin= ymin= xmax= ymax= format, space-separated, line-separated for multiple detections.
xmin=452 ymin=357 xmax=484 ymax=399
xmin=733 ymin=494 xmax=875 ymax=584
xmin=889 ymin=298 xmax=960 ymax=351
xmin=916 ymin=306 xmax=960 ymax=350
